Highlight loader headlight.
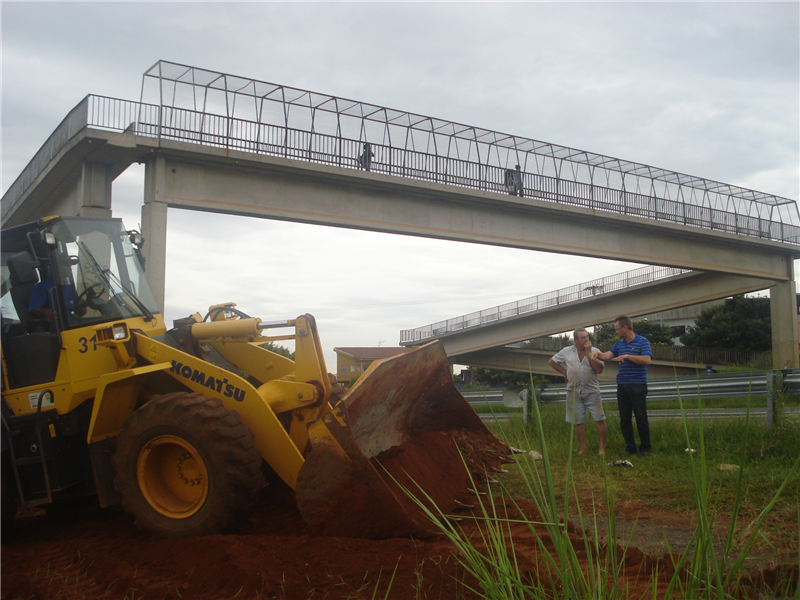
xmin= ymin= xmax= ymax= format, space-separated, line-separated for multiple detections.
xmin=93 ymin=322 xmax=135 ymax=369
xmin=96 ymin=322 xmax=130 ymax=343
xmin=112 ymin=323 xmax=129 ymax=340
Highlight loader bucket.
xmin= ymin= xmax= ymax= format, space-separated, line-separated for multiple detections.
xmin=295 ymin=341 xmax=511 ymax=539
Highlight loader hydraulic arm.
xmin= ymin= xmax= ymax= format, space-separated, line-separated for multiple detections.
xmin=132 ymin=306 xmax=335 ymax=489
xmin=192 ymin=306 xmax=332 ymax=409
xmin=200 ymin=311 xmax=334 ymax=452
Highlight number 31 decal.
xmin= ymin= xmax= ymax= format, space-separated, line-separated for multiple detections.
xmin=78 ymin=335 xmax=97 ymax=353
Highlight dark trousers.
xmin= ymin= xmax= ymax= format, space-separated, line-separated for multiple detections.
xmin=617 ymin=383 xmax=650 ymax=453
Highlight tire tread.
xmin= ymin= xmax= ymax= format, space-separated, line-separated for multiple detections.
xmin=113 ymin=392 xmax=263 ymax=537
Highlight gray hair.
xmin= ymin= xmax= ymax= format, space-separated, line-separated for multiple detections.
xmin=572 ymin=327 xmax=589 ymax=341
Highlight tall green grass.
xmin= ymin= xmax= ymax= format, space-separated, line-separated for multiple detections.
xmin=471 ymin=394 xmax=800 ymax=419
xmin=398 ymin=387 xmax=800 ymax=599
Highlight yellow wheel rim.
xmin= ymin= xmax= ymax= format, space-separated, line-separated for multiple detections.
xmin=136 ymin=435 xmax=208 ymax=519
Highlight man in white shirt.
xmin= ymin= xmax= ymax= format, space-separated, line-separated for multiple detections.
xmin=549 ymin=328 xmax=607 ymax=455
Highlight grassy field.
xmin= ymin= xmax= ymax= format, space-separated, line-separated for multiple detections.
xmin=398 ymin=393 xmax=800 ymax=599
xmin=448 ymin=397 xmax=800 ymax=598
xmin=469 ymin=393 xmax=800 ymax=414
xmin=488 ymin=403 xmax=800 ymax=509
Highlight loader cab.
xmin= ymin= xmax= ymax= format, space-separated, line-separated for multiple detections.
xmin=1 ymin=216 xmax=160 ymax=390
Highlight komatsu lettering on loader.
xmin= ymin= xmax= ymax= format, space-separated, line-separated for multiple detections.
xmin=1 ymin=216 xmax=511 ymax=540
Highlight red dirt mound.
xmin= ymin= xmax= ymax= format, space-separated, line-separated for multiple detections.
xmin=1 ymin=484 xmax=795 ymax=599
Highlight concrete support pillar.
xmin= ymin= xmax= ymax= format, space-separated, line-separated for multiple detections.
xmin=770 ymin=265 xmax=799 ymax=369
xmin=76 ymin=162 xmax=113 ymax=218
xmin=142 ymin=156 xmax=168 ymax=314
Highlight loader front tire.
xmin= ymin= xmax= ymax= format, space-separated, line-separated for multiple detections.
xmin=113 ymin=392 xmax=263 ymax=538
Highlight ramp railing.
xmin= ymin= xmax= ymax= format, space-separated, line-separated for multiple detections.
xmin=400 ymin=264 xmax=692 ymax=343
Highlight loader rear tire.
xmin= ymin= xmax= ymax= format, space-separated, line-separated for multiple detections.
xmin=113 ymin=392 xmax=263 ymax=538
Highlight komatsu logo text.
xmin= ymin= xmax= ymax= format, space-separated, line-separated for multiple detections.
xmin=169 ymin=361 xmax=246 ymax=402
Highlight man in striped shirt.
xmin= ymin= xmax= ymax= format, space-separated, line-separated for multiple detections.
xmin=590 ymin=316 xmax=653 ymax=458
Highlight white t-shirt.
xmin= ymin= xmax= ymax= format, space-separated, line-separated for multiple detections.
xmin=551 ymin=344 xmax=601 ymax=393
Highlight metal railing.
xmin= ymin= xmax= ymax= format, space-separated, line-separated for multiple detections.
xmin=5 ymin=60 xmax=800 ymax=244
xmin=515 ymin=336 xmax=771 ymax=368
xmin=400 ymin=264 xmax=692 ymax=343
xmin=462 ymin=370 xmax=800 ymax=404
xmin=136 ymin=98 xmax=800 ymax=243
xmin=535 ymin=370 xmax=799 ymax=403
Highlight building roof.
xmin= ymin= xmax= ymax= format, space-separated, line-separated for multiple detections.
xmin=334 ymin=347 xmax=414 ymax=360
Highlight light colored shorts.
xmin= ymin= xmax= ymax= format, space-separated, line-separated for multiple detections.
xmin=565 ymin=390 xmax=605 ymax=425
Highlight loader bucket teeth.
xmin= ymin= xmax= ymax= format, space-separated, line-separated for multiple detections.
xmin=295 ymin=341 xmax=510 ymax=539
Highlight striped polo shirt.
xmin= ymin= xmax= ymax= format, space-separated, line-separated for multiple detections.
xmin=610 ymin=334 xmax=653 ymax=384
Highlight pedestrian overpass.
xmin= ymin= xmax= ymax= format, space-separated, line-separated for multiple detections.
xmin=400 ymin=264 xmax=769 ymax=377
xmin=3 ymin=60 xmax=798 ymax=368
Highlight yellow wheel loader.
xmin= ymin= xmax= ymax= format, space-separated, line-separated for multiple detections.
xmin=1 ymin=216 xmax=510 ymax=539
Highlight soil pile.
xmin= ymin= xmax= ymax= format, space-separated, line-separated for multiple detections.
xmin=1 ymin=484 xmax=795 ymax=599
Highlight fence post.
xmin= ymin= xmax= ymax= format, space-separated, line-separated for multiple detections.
xmin=765 ymin=370 xmax=775 ymax=431
xmin=523 ymin=388 xmax=534 ymax=424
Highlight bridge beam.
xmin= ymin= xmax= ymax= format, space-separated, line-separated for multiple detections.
xmin=771 ymin=275 xmax=799 ymax=369
xmin=142 ymin=155 xmax=169 ymax=313
xmin=2 ymin=125 xmax=151 ymax=227
xmin=154 ymin=151 xmax=796 ymax=282
xmin=9 ymin=157 xmax=114 ymax=223
xmin=454 ymin=347 xmax=705 ymax=380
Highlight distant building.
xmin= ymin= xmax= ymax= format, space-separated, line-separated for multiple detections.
xmin=334 ymin=346 xmax=414 ymax=384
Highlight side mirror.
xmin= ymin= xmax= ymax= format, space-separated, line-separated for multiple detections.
xmin=125 ymin=230 xmax=146 ymax=272
xmin=127 ymin=231 xmax=144 ymax=248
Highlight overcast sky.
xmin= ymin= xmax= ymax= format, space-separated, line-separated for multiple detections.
xmin=2 ymin=1 xmax=798 ymax=370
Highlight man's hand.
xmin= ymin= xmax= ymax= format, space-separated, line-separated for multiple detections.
xmin=612 ymin=354 xmax=651 ymax=365
xmin=30 ymin=307 xmax=54 ymax=321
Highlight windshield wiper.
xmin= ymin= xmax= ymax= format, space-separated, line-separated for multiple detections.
xmin=79 ymin=242 xmax=155 ymax=322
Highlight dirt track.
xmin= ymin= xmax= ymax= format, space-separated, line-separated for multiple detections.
xmin=3 ymin=482 xmax=795 ymax=600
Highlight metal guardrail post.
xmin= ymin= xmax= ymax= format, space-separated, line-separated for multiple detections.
xmin=766 ymin=370 xmax=776 ymax=430
xmin=522 ymin=388 xmax=532 ymax=423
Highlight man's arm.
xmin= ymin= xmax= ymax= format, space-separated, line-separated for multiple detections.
xmin=28 ymin=283 xmax=54 ymax=320
xmin=615 ymin=336 xmax=653 ymax=365
xmin=589 ymin=350 xmax=614 ymax=362
xmin=588 ymin=351 xmax=604 ymax=374
xmin=548 ymin=358 xmax=568 ymax=383
xmin=67 ymin=285 xmax=86 ymax=316
xmin=614 ymin=354 xmax=651 ymax=365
